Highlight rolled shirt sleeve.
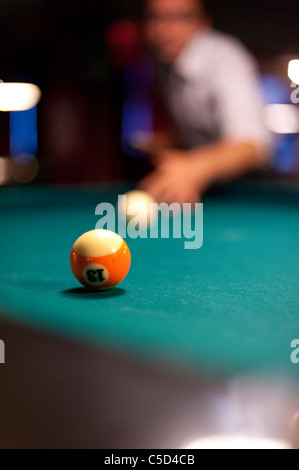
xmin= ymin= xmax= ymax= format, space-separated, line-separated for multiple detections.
xmin=211 ymin=37 xmax=273 ymax=153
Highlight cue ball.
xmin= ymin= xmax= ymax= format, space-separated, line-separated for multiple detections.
xmin=118 ymin=190 xmax=157 ymax=227
xmin=70 ymin=229 xmax=131 ymax=290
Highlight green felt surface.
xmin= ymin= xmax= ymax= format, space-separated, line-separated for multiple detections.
xmin=0 ymin=182 xmax=299 ymax=380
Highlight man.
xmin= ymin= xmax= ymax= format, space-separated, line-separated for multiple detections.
xmin=138 ymin=0 xmax=271 ymax=204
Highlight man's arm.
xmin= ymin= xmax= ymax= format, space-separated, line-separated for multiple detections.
xmin=139 ymin=39 xmax=272 ymax=204
xmin=187 ymin=139 xmax=269 ymax=183
xmin=139 ymin=139 xmax=269 ymax=205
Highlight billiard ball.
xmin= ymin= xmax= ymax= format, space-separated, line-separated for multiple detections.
xmin=118 ymin=190 xmax=157 ymax=228
xmin=70 ymin=229 xmax=131 ymax=290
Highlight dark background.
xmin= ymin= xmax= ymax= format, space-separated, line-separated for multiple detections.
xmin=0 ymin=0 xmax=298 ymax=184
xmin=1 ymin=0 xmax=297 ymax=77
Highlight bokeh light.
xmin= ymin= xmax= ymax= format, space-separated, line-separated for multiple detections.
xmin=105 ymin=20 xmax=142 ymax=67
xmin=264 ymin=104 xmax=299 ymax=134
xmin=0 ymin=157 xmax=11 ymax=185
xmin=0 ymin=83 xmax=41 ymax=112
xmin=184 ymin=434 xmax=291 ymax=449
xmin=288 ymin=60 xmax=299 ymax=85
xmin=10 ymin=154 xmax=39 ymax=184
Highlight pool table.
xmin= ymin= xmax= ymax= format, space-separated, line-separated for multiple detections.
xmin=0 ymin=180 xmax=299 ymax=449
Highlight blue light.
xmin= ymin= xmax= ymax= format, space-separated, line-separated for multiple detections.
xmin=122 ymin=92 xmax=153 ymax=157
xmin=260 ymin=74 xmax=299 ymax=174
xmin=259 ymin=75 xmax=290 ymax=105
xmin=10 ymin=106 xmax=38 ymax=157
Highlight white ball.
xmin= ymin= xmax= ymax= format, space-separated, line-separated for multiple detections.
xmin=118 ymin=190 xmax=157 ymax=228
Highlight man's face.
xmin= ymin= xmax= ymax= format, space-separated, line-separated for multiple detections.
xmin=143 ymin=0 xmax=203 ymax=64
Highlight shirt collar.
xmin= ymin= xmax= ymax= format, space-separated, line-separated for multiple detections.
xmin=173 ymin=29 xmax=212 ymax=81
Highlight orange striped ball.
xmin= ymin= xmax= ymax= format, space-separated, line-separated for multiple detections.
xmin=70 ymin=230 xmax=131 ymax=290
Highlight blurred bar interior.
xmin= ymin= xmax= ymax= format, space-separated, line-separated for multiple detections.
xmin=0 ymin=0 xmax=298 ymax=186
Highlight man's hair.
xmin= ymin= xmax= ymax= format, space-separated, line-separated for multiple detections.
xmin=138 ymin=0 xmax=211 ymax=19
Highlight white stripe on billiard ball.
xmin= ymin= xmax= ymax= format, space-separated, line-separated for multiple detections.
xmin=73 ymin=230 xmax=124 ymax=258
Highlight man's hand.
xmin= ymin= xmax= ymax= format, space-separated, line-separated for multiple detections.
xmin=139 ymin=150 xmax=211 ymax=205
